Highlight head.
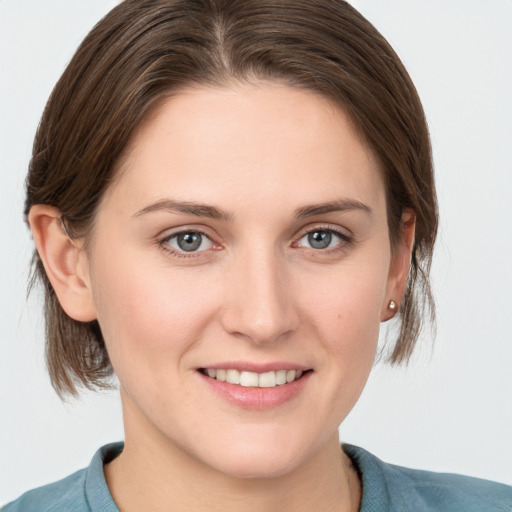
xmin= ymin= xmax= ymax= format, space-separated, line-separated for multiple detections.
xmin=26 ymin=0 xmax=437 ymax=474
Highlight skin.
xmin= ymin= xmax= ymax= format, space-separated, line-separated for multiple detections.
xmin=30 ymin=82 xmax=414 ymax=511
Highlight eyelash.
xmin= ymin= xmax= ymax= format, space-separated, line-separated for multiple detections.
xmin=157 ymin=229 xmax=218 ymax=260
xmin=294 ymin=227 xmax=352 ymax=254
xmin=157 ymin=225 xmax=353 ymax=260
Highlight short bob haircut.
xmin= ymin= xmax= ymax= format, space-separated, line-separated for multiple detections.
xmin=26 ymin=0 xmax=437 ymax=397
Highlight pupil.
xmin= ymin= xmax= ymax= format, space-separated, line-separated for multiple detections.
xmin=178 ymin=232 xmax=202 ymax=252
xmin=309 ymin=231 xmax=331 ymax=249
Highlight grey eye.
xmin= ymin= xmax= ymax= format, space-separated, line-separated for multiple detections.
xmin=308 ymin=231 xmax=332 ymax=249
xmin=298 ymin=229 xmax=344 ymax=250
xmin=169 ymin=232 xmax=213 ymax=252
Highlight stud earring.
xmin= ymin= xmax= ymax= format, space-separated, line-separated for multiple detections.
xmin=388 ymin=300 xmax=397 ymax=310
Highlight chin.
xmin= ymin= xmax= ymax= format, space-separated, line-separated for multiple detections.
xmin=194 ymin=427 xmax=319 ymax=480
xmin=210 ymin=450 xmax=303 ymax=480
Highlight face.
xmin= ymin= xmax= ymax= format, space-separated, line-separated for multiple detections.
xmin=84 ymin=83 xmax=404 ymax=478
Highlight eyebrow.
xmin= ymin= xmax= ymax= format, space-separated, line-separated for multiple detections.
xmin=294 ymin=199 xmax=373 ymax=218
xmin=134 ymin=200 xmax=234 ymax=221
xmin=133 ymin=198 xmax=373 ymax=220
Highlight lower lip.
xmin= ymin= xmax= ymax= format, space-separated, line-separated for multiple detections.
xmin=198 ymin=371 xmax=312 ymax=410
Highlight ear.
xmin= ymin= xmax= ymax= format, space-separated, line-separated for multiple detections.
xmin=381 ymin=209 xmax=416 ymax=322
xmin=28 ymin=205 xmax=97 ymax=322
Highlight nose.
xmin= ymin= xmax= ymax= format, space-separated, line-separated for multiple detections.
xmin=220 ymin=247 xmax=299 ymax=345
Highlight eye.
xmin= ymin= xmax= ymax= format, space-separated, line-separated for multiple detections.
xmin=162 ymin=231 xmax=214 ymax=253
xmin=296 ymin=228 xmax=349 ymax=251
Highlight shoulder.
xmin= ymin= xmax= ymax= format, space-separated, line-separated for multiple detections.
xmin=384 ymin=460 xmax=512 ymax=512
xmin=1 ymin=469 xmax=88 ymax=512
xmin=1 ymin=443 xmax=122 ymax=512
xmin=343 ymin=444 xmax=512 ymax=512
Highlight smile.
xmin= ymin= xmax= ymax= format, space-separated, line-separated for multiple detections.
xmin=200 ymin=368 xmax=305 ymax=388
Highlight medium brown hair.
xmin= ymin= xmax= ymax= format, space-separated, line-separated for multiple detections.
xmin=26 ymin=0 xmax=437 ymax=396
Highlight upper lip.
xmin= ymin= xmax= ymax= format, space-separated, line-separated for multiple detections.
xmin=198 ymin=361 xmax=311 ymax=373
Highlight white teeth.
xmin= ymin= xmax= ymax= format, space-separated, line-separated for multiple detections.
xmin=286 ymin=369 xmax=296 ymax=383
xmin=240 ymin=371 xmax=259 ymax=387
xmin=204 ymin=368 xmax=305 ymax=388
xmin=258 ymin=371 xmax=276 ymax=388
xmin=226 ymin=369 xmax=240 ymax=385
xmin=276 ymin=370 xmax=287 ymax=385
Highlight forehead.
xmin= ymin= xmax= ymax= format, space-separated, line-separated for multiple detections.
xmin=107 ymin=83 xmax=385 ymax=218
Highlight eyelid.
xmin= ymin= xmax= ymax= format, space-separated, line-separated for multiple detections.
xmin=157 ymin=226 xmax=222 ymax=258
xmin=156 ymin=223 xmax=353 ymax=260
xmin=294 ymin=223 xmax=352 ymax=242
xmin=292 ymin=224 xmax=353 ymax=253
xmin=168 ymin=232 xmax=213 ymax=251
xmin=157 ymin=224 xmax=219 ymax=242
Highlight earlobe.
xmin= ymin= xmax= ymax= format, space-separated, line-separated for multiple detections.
xmin=381 ymin=210 xmax=416 ymax=322
xmin=28 ymin=205 xmax=97 ymax=322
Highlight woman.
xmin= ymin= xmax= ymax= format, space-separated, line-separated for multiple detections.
xmin=2 ymin=1 xmax=510 ymax=510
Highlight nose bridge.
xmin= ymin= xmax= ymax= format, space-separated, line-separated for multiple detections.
xmin=221 ymin=243 xmax=298 ymax=344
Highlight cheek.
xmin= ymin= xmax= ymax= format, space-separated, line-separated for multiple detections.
xmin=304 ymin=258 xmax=388 ymax=340
xmin=89 ymin=253 xmax=220 ymax=377
xmin=299 ymin=255 xmax=389 ymax=392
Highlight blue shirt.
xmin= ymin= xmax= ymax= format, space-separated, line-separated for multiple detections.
xmin=3 ymin=442 xmax=511 ymax=511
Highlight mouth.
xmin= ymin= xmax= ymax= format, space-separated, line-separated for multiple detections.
xmin=199 ymin=368 xmax=310 ymax=388
xmin=197 ymin=365 xmax=313 ymax=409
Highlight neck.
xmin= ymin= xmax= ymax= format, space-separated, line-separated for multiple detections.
xmin=105 ymin=397 xmax=360 ymax=512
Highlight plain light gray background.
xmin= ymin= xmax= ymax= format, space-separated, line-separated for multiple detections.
xmin=1 ymin=0 xmax=511 ymax=505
